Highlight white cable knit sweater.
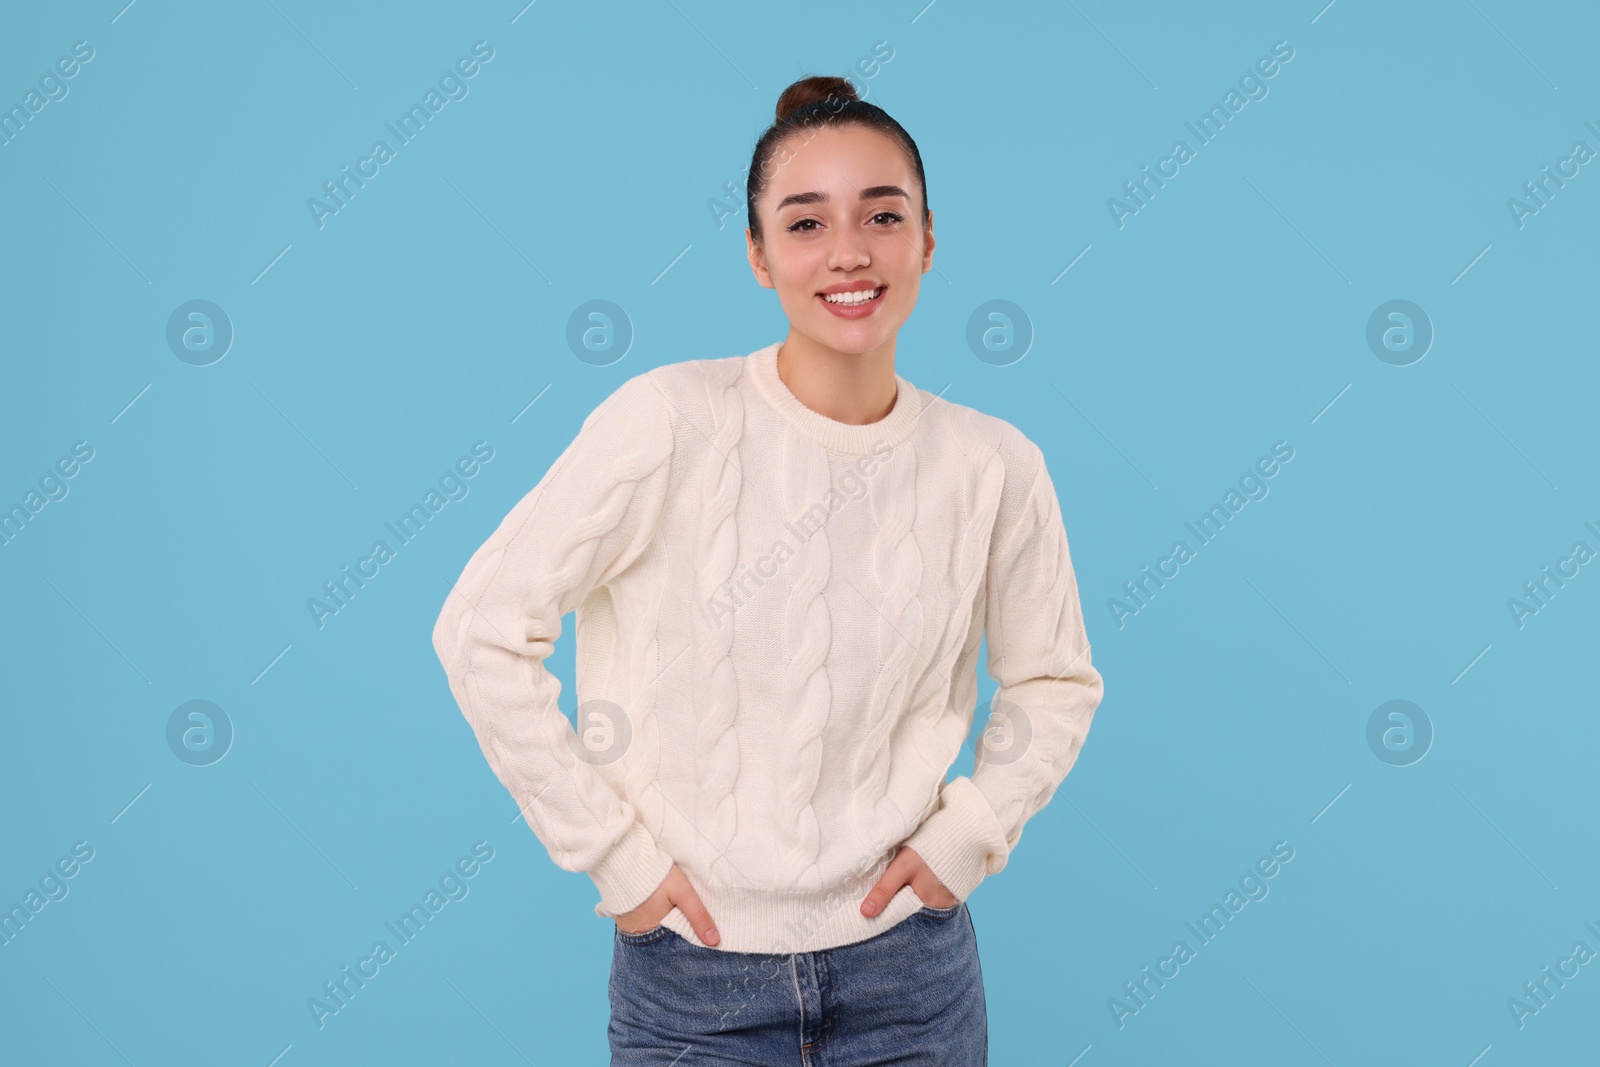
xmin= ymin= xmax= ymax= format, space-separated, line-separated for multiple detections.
xmin=431 ymin=341 xmax=1104 ymax=954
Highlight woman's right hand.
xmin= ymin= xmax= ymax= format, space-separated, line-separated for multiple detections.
xmin=615 ymin=863 xmax=720 ymax=946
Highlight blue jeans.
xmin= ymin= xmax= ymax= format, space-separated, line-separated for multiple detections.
xmin=608 ymin=902 xmax=987 ymax=1065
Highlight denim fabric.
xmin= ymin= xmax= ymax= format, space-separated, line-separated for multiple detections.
xmin=608 ymin=902 xmax=987 ymax=1065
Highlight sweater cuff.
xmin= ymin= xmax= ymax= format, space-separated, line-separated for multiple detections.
xmin=900 ymin=776 xmax=1011 ymax=904
xmin=585 ymin=819 xmax=675 ymax=919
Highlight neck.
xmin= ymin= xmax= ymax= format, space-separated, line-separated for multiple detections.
xmin=775 ymin=331 xmax=899 ymax=425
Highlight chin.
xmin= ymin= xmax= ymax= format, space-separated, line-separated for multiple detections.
xmin=808 ymin=310 xmax=906 ymax=355
xmin=814 ymin=325 xmax=892 ymax=356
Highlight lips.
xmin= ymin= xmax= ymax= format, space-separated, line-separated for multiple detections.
xmin=818 ymin=281 xmax=884 ymax=296
xmin=817 ymin=284 xmax=887 ymax=319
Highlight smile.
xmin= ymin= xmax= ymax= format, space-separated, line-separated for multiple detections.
xmin=817 ymin=285 xmax=886 ymax=318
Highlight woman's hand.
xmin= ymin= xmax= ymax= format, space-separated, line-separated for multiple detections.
xmin=615 ymin=862 xmax=720 ymax=945
xmin=860 ymin=845 xmax=959 ymax=916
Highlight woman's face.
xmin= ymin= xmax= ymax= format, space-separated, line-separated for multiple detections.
xmin=746 ymin=123 xmax=934 ymax=358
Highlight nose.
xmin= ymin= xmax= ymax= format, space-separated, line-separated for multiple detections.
xmin=826 ymin=226 xmax=870 ymax=271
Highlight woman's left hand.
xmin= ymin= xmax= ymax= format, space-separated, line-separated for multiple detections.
xmin=860 ymin=845 xmax=959 ymax=916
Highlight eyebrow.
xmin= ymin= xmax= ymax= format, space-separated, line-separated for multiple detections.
xmin=774 ymin=185 xmax=910 ymax=212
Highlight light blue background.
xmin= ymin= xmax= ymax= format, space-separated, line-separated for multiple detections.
xmin=3 ymin=1 xmax=1596 ymax=1063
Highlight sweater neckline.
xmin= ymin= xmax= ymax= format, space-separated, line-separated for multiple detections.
xmin=746 ymin=341 xmax=924 ymax=455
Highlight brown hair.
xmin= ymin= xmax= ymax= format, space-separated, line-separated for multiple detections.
xmin=745 ymin=75 xmax=929 ymax=244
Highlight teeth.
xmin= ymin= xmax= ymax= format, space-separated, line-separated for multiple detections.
xmin=823 ymin=287 xmax=881 ymax=305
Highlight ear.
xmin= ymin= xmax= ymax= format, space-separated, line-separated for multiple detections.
xmin=922 ymin=210 xmax=936 ymax=272
xmin=746 ymin=228 xmax=774 ymax=289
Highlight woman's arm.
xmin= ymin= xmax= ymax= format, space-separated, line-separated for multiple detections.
xmin=899 ymin=436 xmax=1105 ymax=903
xmin=431 ymin=371 xmax=678 ymax=919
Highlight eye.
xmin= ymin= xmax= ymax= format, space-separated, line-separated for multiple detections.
xmin=871 ymin=211 xmax=904 ymax=225
xmin=786 ymin=218 xmax=820 ymax=233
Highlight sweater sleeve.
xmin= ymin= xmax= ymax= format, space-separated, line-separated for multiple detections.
xmin=900 ymin=437 xmax=1104 ymax=903
xmin=431 ymin=370 xmax=678 ymax=919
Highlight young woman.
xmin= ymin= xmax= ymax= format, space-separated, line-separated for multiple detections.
xmin=433 ymin=75 xmax=1104 ymax=1064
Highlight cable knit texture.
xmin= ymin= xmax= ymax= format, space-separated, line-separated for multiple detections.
xmin=693 ymin=361 xmax=745 ymax=886
xmin=432 ymin=341 xmax=1105 ymax=954
xmin=776 ymin=424 xmax=834 ymax=893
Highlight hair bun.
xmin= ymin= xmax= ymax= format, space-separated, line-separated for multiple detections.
xmin=774 ymin=75 xmax=859 ymax=123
